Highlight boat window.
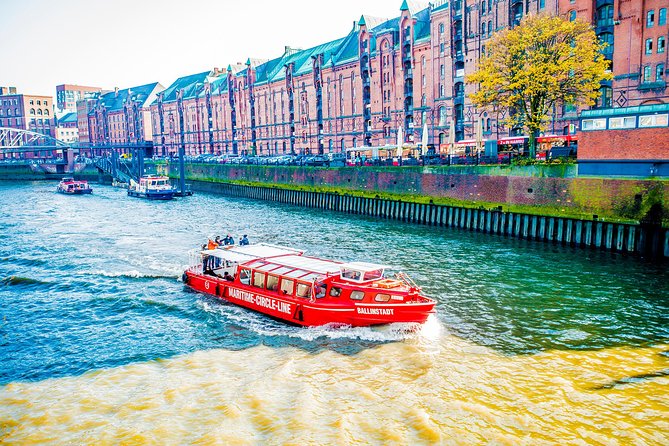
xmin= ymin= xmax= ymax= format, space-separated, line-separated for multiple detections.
xmin=266 ymin=274 xmax=279 ymax=291
xmin=280 ymin=278 xmax=294 ymax=295
xmin=296 ymin=283 xmax=312 ymax=298
xmin=329 ymin=287 xmax=342 ymax=297
xmin=374 ymin=293 xmax=391 ymax=302
xmin=342 ymin=269 xmax=362 ymax=281
xmin=239 ymin=269 xmax=251 ymax=285
xmin=363 ymin=269 xmax=383 ymax=281
xmin=315 ymin=284 xmax=326 ymax=298
xmin=350 ymin=290 xmax=365 ymax=300
xmin=252 ymin=271 xmax=265 ymax=288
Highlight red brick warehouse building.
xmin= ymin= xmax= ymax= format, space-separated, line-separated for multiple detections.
xmin=150 ymin=0 xmax=669 ymax=157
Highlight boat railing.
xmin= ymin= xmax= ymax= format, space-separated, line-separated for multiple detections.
xmin=394 ymin=272 xmax=420 ymax=290
xmin=188 ymin=249 xmax=204 ymax=272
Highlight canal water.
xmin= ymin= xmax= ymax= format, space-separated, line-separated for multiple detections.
xmin=0 ymin=181 xmax=667 ymax=444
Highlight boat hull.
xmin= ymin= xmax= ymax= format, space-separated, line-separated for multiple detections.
xmin=127 ymin=189 xmax=174 ymax=200
xmin=58 ymin=188 xmax=93 ymax=195
xmin=184 ymin=270 xmax=435 ymax=327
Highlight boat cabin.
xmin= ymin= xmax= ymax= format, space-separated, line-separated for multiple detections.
xmin=195 ymin=243 xmax=414 ymax=304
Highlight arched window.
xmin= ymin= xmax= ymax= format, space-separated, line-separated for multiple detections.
xmin=438 ymin=106 xmax=447 ymax=126
xmin=481 ymin=23 xmax=486 ymax=36
xmin=340 ymin=138 xmax=345 ymax=151
xmin=488 ymin=21 xmax=492 ymax=35
xmin=597 ymin=5 xmax=613 ymax=27
xmin=439 ymin=23 xmax=444 ymax=34
xmin=44 ymin=109 xmax=49 ymax=116
xmin=657 ymin=64 xmax=665 ymax=81
xmin=30 ymin=108 xmax=35 ymax=115
xmin=37 ymin=109 xmax=42 ymax=115
xmin=568 ymin=10 xmax=577 ymax=21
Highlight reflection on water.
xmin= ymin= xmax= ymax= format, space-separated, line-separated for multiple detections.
xmin=0 ymin=181 xmax=668 ymax=443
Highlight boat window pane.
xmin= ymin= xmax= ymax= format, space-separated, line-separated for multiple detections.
xmin=252 ymin=271 xmax=265 ymax=288
xmin=280 ymin=278 xmax=294 ymax=295
xmin=363 ymin=269 xmax=383 ymax=281
xmin=329 ymin=287 xmax=342 ymax=297
xmin=342 ymin=269 xmax=362 ymax=280
xmin=350 ymin=290 xmax=365 ymax=300
xmin=266 ymin=274 xmax=279 ymax=291
xmin=374 ymin=293 xmax=391 ymax=302
xmin=296 ymin=283 xmax=312 ymax=298
xmin=239 ymin=269 xmax=251 ymax=285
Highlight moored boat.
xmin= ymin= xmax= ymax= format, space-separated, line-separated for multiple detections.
xmin=57 ymin=177 xmax=93 ymax=195
xmin=127 ymin=175 xmax=175 ymax=200
xmin=183 ymin=243 xmax=436 ymax=327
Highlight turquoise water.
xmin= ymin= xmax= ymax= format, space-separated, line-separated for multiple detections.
xmin=1 ymin=181 xmax=668 ymax=444
xmin=0 ymin=181 xmax=666 ymax=385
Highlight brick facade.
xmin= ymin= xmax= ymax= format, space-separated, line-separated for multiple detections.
xmin=149 ymin=0 xmax=667 ymax=157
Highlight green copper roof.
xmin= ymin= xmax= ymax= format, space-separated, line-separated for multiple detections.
xmin=581 ymin=103 xmax=669 ymax=118
xmin=400 ymin=0 xmax=409 ymax=11
xmin=157 ymin=71 xmax=211 ymax=103
xmin=96 ymin=82 xmax=162 ymax=112
xmin=358 ymin=15 xmax=366 ymax=26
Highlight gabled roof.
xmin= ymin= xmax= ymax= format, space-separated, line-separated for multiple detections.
xmin=95 ymin=82 xmax=163 ymax=112
xmin=57 ymin=112 xmax=77 ymax=124
xmin=158 ymin=71 xmax=211 ymax=103
xmin=413 ymin=6 xmax=432 ymax=42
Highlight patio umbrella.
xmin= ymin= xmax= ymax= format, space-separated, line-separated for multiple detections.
xmin=396 ymin=126 xmax=404 ymax=158
xmin=448 ymin=120 xmax=456 ymax=155
xmin=475 ymin=118 xmax=483 ymax=156
xmin=421 ymin=122 xmax=429 ymax=156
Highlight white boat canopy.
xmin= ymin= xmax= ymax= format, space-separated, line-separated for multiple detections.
xmin=202 ymin=243 xmax=303 ymax=263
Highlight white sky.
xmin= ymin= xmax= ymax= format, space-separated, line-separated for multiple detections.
xmin=0 ymin=0 xmax=408 ymax=98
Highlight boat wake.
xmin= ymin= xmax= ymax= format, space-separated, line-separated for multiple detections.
xmin=0 ymin=275 xmax=47 ymax=288
xmin=90 ymin=269 xmax=177 ymax=280
xmin=199 ymin=299 xmax=424 ymax=343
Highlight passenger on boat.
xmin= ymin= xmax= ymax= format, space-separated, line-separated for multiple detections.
xmin=223 ymin=271 xmax=234 ymax=281
xmin=239 ymin=235 xmax=250 ymax=246
xmin=207 ymin=239 xmax=218 ymax=250
xmin=224 ymin=234 xmax=234 ymax=245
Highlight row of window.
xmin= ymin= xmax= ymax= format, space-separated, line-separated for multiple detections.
xmin=647 ymin=8 xmax=668 ymax=28
xmin=645 ymin=36 xmax=666 ymax=54
xmin=0 ymin=118 xmax=50 ymax=126
xmin=582 ymin=113 xmax=669 ymax=131
xmin=27 ymin=99 xmax=48 ymax=106
xmin=238 ymin=268 xmax=392 ymax=302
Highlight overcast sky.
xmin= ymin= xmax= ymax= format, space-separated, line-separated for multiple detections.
xmin=0 ymin=0 xmax=411 ymax=98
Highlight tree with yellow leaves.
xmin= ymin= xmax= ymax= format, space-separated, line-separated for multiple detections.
xmin=467 ymin=14 xmax=612 ymax=158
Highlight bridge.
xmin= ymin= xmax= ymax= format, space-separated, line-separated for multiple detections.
xmin=0 ymin=127 xmax=70 ymax=156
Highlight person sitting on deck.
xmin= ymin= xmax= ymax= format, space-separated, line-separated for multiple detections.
xmin=223 ymin=271 xmax=234 ymax=281
xmin=239 ymin=235 xmax=250 ymax=246
xmin=224 ymin=234 xmax=234 ymax=245
xmin=207 ymin=239 xmax=218 ymax=250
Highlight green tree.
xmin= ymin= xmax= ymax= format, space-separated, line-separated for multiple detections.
xmin=467 ymin=14 xmax=612 ymax=157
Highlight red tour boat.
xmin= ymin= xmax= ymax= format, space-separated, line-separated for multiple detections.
xmin=182 ymin=243 xmax=436 ymax=327
xmin=57 ymin=177 xmax=93 ymax=194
